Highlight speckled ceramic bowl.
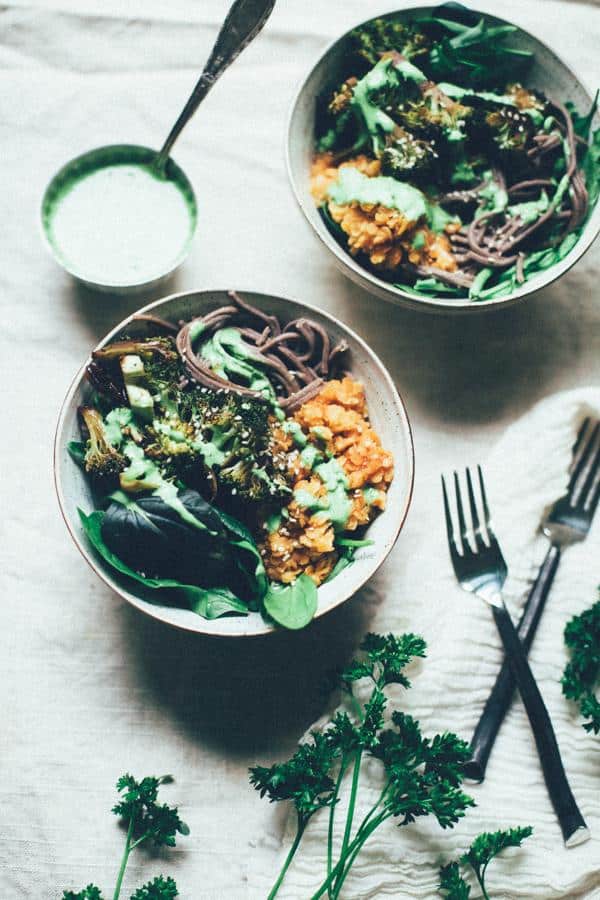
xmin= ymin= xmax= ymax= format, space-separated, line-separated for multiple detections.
xmin=54 ymin=289 xmax=414 ymax=637
xmin=286 ymin=6 xmax=600 ymax=313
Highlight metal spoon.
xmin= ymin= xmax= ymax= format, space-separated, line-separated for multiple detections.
xmin=154 ymin=0 xmax=276 ymax=175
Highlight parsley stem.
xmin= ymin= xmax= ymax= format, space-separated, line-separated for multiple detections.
xmin=311 ymin=812 xmax=386 ymax=900
xmin=113 ymin=816 xmax=135 ymax=900
xmin=327 ymin=756 xmax=348 ymax=898
xmin=334 ymin=749 xmax=362 ymax=891
xmin=331 ymin=812 xmax=388 ymax=899
xmin=267 ymin=814 xmax=305 ymax=900
xmin=475 ymin=865 xmax=491 ymax=900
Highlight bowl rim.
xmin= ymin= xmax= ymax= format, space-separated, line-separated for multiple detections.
xmin=40 ymin=142 xmax=198 ymax=294
xmin=54 ymin=287 xmax=415 ymax=638
xmin=285 ymin=4 xmax=600 ymax=313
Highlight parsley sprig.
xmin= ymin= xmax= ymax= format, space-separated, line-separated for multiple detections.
xmin=62 ymin=774 xmax=189 ymax=900
xmin=250 ymin=632 xmax=475 ymax=899
xmin=439 ymin=826 xmax=533 ymax=899
xmin=562 ymin=598 xmax=600 ymax=734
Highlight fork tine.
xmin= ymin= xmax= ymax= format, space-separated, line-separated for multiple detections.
xmin=477 ymin=464 xmax=492 ymax=533
xmin=442 ymin=475 xmax=461 ymax=557
xmin=466 ymin=467 xmax=485 ymax=546
xmin=570 ymin=417 xmax=590 ymax=470
xmin=587 ymin=475 xmax=600 ymax=517
xmin=454 ymin=471 xmax=469 ymax=547
xmin=576 ymin=426 xmax=600 ymax=511
xmin=567 ymin=421 xmax=600 ymax=499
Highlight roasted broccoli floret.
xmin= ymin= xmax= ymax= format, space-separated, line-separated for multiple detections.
xmin=396 ymin=86 xmax=472 ymax=144
xmin=89 ymin=337 xmax=185 ymax=412
xmin=329 ymin=77 xmax=358 ymax=116
xmin=198 ymin=391 xmax=272 ymax=459
xmin=348 ymin=18 xmax=430 ymax=71
xmin=79 ymin=406 xmax=127 ymax=487
xmin=381 ymin=128 xmax=438 ymax=178
xmin=186 ymin=391 xmax=291 ymax=511
xmin=484 ymin=106 xmax=535 ymax=154
xmin=218 ymin=458 xmax=290 ymax=505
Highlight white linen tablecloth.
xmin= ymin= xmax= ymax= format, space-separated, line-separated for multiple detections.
xmin=1 ymin=1 xmax=600 ymax=897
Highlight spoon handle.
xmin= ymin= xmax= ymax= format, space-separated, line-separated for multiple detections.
xmin=155 ymin=0 xmax=276 ymax=171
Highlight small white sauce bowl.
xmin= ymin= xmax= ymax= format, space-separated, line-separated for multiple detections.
xmin=41 ymin=143 xmax=198 ymax=295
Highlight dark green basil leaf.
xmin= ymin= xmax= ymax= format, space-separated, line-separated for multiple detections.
xmin=262 ymin=574 xmax=318 ymax=630
xmin=79 ymin=509 xmax=248 ymax=618
xmin=101 ymin=492 xmax=229 ymax=586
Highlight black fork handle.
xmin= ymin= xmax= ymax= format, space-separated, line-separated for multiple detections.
xmin=465 ymin=544 xmax=561 ymax=781
xmin=490 ymin=601 xmax=588 ymax=846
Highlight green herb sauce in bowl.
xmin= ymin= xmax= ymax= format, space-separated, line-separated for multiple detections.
xmin=41 ymin=145 xmax=197 ymax=294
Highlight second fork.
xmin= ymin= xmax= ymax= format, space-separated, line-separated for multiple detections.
xmin=443 ymin=467 xmax=589 ymax=847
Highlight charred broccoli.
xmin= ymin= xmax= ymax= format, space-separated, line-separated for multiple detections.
xmin=348 ymin=18 xmax=430 ymax=71
xmin=396 ymin=86 xmax=471 ymax=144
xmin=79 ymin=406 xmax=127 ymax=488
xmin=89 ymin=337 xmax=185 ymax=411
xmin=381 ymin=128 xmax=438 ymax=178
xmin=218 ymin=458 xmax=289 ymax=505
xmin=484 ymin=106 xmax=536 ymax=154
xmin=191 ymin=391 xmax=291 ymax=509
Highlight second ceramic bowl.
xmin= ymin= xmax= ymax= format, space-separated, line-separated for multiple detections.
xmin=286 ymin=6 xmax=600 ymax=313
xmin=54 ymin=288 xmax=414 ymax=637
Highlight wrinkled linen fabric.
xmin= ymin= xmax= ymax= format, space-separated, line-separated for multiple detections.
xmin=1 ymin=0 xmax=600 ymax=897
xmin=249 ymin=387 xmax=600 ymax=899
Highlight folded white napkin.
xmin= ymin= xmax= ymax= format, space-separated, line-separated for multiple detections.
xmin=251 ymin=387 xmax=600 ymax=899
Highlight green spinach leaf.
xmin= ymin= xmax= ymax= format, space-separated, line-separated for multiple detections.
xmin=78 ymin=509 xmax=248 ymax=618
xmin=262 ymin=574 xmax=318 ymax=630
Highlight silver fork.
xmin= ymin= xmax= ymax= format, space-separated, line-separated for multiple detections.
xmin=442 ymin=466 xmax=590 ymax=848
xmin=467 ymin=419 xmax=600 ymax=781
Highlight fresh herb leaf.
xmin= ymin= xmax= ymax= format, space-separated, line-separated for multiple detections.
xmin=425 ymin=18 xmax=532 ymax=87
xmin=62 ymin=776 xmax=187 ymax=900
xmin=440 ymin=826 xmax=533 ymax=898
xmin=562 ymin=597 xmax=600 ymax=734
xmin=581 ymin=127 xmax=600 ymax=209
xmin=129 ymin=875 xmax=178 ymax=900
xmin=567 ymin=91 xmax=599 ymax=140
xmin=341 ymin=631 xmax=427 ymax=688
xmin=67 ymin=440 xmax=87 ymax=467
xmin=78 ymin=509 xmax=249 ymax=619
xmin=62 ymin=888 xmax=104 ymax=900
xmin=112 ymin=774 xmax=189 ymax=848
xmin=439 ymin=862 xmax=471 ymax=899
xmin=250 ymin=632 xmax=473 ymax=900
xmin=262 ymin=574 xmax=318 ymax=630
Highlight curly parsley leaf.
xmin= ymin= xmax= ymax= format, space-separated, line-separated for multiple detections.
xmin=62 ymin=888 xmax=104 ymax=900
xmin=441 ymin=826 xmax=533 ymax=898
xmin=341 ymin=632 xmax=427 ymax=688
xmin=250 ymin=632 xmax=474 ymax=899
xmin=61 ymin=775 xmax=188 ymax=900
xmin=249 ymin=730 xmax=337 ymax=822
xmin=129 ymin=875 xmax=178 ymax=900
xmin=562 ymin=598 xmax=600 ymax=734
xmin=112 ymin=774 xmax=189 ymax=847
xmin=439 ymin=862 xmax=471 ymax=899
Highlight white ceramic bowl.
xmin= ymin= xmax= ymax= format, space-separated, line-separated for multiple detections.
xmin=286 ymin=6 xmax=600 ymax=313
xmin=54 ymin=289 xmax=414 ymax=637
